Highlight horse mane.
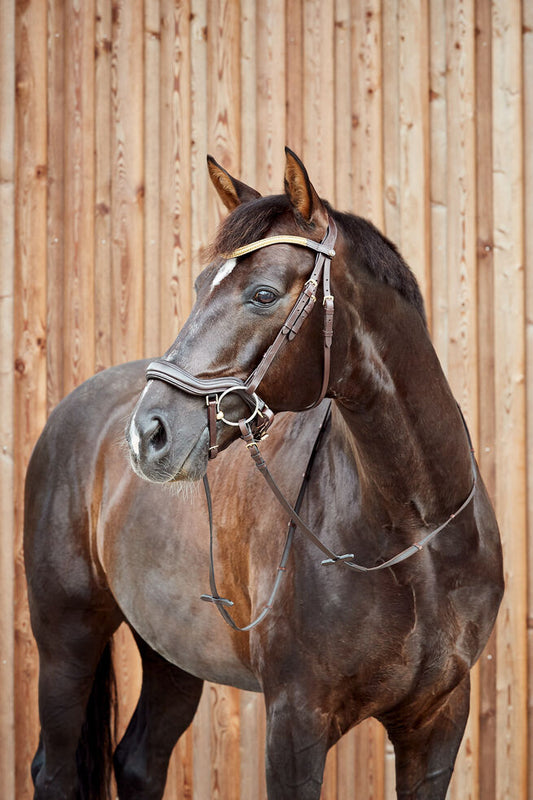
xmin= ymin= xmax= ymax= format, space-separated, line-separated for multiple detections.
xmin=209 ymin=194 xmax=427 ymax=325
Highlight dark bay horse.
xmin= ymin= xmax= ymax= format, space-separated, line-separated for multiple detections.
xmin=25 ymin=149 xmax=503 ymax=799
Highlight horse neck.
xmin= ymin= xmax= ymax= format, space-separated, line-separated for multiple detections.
xmin=333 ymin=284 xmax=474 ymax=528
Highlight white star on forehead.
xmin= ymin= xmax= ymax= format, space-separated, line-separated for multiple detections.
xmin=211 ymin=257 xmax=237 ymax=291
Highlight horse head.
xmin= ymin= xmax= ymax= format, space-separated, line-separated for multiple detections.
xmin=127 ymin=149 xmax=346 ymax=482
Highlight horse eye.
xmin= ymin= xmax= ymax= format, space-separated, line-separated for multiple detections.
xmin=252 ymin=289 xmax=277 ymax=305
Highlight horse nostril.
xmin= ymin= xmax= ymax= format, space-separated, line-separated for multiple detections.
xmin=149 ymin=417 xmax=168 ymax=452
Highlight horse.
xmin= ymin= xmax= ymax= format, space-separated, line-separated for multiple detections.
xmin=25 ymin=148 xmax=504 ymax=800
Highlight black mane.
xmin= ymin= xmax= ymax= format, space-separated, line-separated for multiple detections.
xmin=210 ymin=195 xmax=427 ymax=324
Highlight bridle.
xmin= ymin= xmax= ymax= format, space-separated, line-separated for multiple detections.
xmin=146 ymin=217 xmax=338 ymax=457
xmin=144 ymin=215 xmax=477 ymax=631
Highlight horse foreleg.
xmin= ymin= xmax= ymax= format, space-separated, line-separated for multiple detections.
xmin=114 ymin=633 xmax=204 ymax=800
xmin=384 ymin=673 xmax=471 ymax=800
xmin=264 ymin=686 xmax=334 ymax=800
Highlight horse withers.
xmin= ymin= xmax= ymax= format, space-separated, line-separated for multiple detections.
xmin=25 ymin=149 xmax=503 ymax=799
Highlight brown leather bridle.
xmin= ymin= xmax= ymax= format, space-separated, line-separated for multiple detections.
xmin=144 ymin=216 xmax=476 ymax=632
xmin=146 ymin=217 xmax=338 ymax=457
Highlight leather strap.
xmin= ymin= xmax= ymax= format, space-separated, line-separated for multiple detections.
xmin=244 ymin=219 xmax=337 ymax=405
xmin=200 ymin=404 xmax=333 ymax=630
xmin=241 ymin=415 xmax=477 ymax=574
xmin=207 ymin=398 xmax=219 ymax=459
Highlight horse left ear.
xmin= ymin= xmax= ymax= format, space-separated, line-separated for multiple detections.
xmin=207 ymin=156 xmax=262 ymax=211
xmin=284 ymin=147 xmax=328 ymax=233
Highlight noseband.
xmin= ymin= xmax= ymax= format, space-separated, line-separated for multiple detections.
xmin=146 ymin=217 xmax=337 ymax=456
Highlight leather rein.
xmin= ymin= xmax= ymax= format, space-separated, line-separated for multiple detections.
xmin=145 ymin=217 xmax=477 ymax=631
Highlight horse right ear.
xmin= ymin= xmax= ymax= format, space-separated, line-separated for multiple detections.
xmin=207 ymin=156 xmax=262 ymax=211
xmin=284 ymin=147 xmax=328 ymax=233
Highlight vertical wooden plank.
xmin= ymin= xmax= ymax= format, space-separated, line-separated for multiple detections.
xmin=95 ymin=0 xmax=113 ymax=373
xmin=193 ymin=691 xmax=213 ymax=800
xmin=444 ymin=4 xmax=479 ymax=799
xmin=159 ymin=0 xmax=192 ymax=350
xmin=46 ymin=0 xmax=65 ymax=410
xmin=111 ymin=0 xmax=144 ymax=365
xmin=350 ymin=0 xmax=383 ymax=226
xmin=492 ymin=2 xmax=528 ymax=800
xmin=240 ymin=690 xmax=266 ymax=800
xmin=285 ymin=0 xmax=303 ymax=156
xmin=444 ymin=0 xmax=477 ymax=420
xmin=240 ymin=0 xmax=257 ymax=188
xmin=336 ymin=728 xmax=356 ymax=800
xmin=63 ymin=0 xmax=96 ymax=394
xmin=303 ymin=0 xmax=335 ymax=199
xmin=0 ymin=1 xmax=15 ymax=795
xmin=353 ymin=718 xmax=385 ymax=800
xmin=190 ymin=0 xmax=208 ymax=282
xmin=209 ymin=683 xmax=241 ymax=800
xmin=524 ymin=1 xmax=533 ymax=797
xmin=398 ymin=0 xmax=430 ymax=312
xmin=428 ymin=0 xmax=448 ymax=358
xmin=14 ymin=1 xmax=48 ymax=796
xmin=475 ymin=0 xmax=497 ymax=794
xmin=207 ymin=0 xmax=241 ymax=234
xmin=255 ymin=0 xmax=285 ymax=191
xmin=334 ymin=0 xmax=352 ymax=211
xmin=143 ymin=0 xmax=161 ymax=358
xmin=382 ymin=0 xmax=400 ymax=248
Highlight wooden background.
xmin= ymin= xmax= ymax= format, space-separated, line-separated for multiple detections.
xmin=1 ymin=0 xmax=531 ymax=797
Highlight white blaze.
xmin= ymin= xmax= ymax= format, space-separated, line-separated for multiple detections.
xmin=211 ymin=257 xmax=237 ymax=290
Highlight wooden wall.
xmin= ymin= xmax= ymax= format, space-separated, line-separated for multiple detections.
xmin=1 ymin=0 xmax=531 ymax=797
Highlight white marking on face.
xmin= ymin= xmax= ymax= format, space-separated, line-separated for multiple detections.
xmin=130 ymin=422 xmax=141 ymax=458
xmin=129 ymin=384 xmax=150 ymax=458
xmin=211 ymin=257 xmax=237 ymax=290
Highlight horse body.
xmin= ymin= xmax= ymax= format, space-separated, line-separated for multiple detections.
xmin=25 ymin=150 xmax=503 ymax=799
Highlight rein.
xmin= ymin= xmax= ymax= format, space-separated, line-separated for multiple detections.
xmin=201 ymin=409 xmax=475 ymax=628
xmin=145 ymin=218 xmax=477 ymax=630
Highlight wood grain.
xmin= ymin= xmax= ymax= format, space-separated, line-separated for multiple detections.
xmin=398 ymin=0 xmax=430 ymax=314
xmin=94 ymin=0 xmax=113 ymax=373
xmin=6 ymin=2 xmax=533 ymax=797
xmin=63 ymin=0 xmax=96 ymax=393
xmin=474 ymin=4 xmax=498 ymax=797
xmin=110 ymin=0 xmax=144 ymax=365
xmin=351 ymin=0 xmax=383 ymax=226
xmin=524 ymin=1 xmax=533 ymax=796
xmin=46 ymin=0 xmax=66 ymax=409
xmin=492 ymin=2 xmax=528 ymax=799
xmin=14 ymin=1 xmax=48 ymax=796
xmin=0 ymin=0 xmax=15 ymax=794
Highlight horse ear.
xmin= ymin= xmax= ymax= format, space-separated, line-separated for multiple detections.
xmin=207 ymin=155 xmax=261 ymax=211
xmin=284 ymin=147 xmax=328 ymax=232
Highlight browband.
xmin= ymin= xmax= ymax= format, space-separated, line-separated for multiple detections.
xmin=227 ymin=235 xmax=336 ymax=260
